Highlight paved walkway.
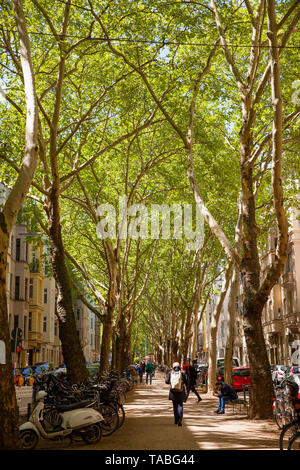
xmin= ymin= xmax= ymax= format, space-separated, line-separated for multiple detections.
xmin=36 ymin=372 xmax=280 ymax=450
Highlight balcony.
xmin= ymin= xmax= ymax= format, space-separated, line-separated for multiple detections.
xmin=30 ymin=259 xmax=40 ymax=274
xmin=28 ymin=331 xmax=43 ymax=345
xmin=264 ymin=319 xmax=284 ymax=335
xmin=281 ymin=272 xmax=294 ymax=291
xmin=284 ymin=312 xmax=300 ymax=334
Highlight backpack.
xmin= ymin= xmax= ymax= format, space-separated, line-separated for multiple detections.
xmin=170 ymin=370 xmax=183 ymax=392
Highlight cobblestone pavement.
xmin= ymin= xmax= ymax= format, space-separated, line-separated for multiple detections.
xmin=35 ymin=372 xmax=280 ymax=451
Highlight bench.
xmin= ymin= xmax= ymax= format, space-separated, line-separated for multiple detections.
xmin=227 ymin=397 xmax=249 ymax=415
xmin=227 ymin=385 xmax=249 ymax=415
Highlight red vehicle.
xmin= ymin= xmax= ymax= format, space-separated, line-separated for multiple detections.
xmin=232 ymin=366 xmax=250 ymax=391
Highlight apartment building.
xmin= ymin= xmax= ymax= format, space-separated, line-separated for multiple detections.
xmin=262 ymin=208 xmax=300 ymax=366
xmin=6 ymin=223 xmax=100 ymax=368
xmin=198 ymin=205 xmax=300 ymax=368
xmin=7 ymin=224 xmax=30 ymax=368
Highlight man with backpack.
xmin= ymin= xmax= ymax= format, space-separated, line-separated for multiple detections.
xmin=145 ymin=360 xmax=155 ymax=385
xmin=165 ymin=362 xmax=188 ymax=426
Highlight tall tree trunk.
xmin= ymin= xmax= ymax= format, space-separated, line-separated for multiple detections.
xmin=99 ymin=240 xmax=119 ymax=372
xmin=48 ymin=189 xmax=88 ymax=384
xmin=100 ymin=304 xmax=114 ymax=372
xmin=115 ymin=314 xmax=126 ymax=371
xmin=224 ymin=269 xmax=239 ymax=386
xmin=207 ymin=263 xmax=233 ymax=392
xmin=0 ymin=230 xmax=20 ymax=450
xmin=0 ymin=0 xmax=39 ymax=449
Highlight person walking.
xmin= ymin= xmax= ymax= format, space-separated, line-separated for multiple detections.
xmin=213 ymin=380 xmax=238 ymax=414
xmin=185 ymin=361 xmax=202 ymax=402
xmin=137 ymin=359 xmax=145 ymax=384
xmin=165 ymin=362 xmax=188 ymax=426
xmin=145 ymin=360 xmax=155 ymax=385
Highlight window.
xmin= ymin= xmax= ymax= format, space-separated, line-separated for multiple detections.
xmin=11 ymin=235 xmax=14 ymax=257
xmin=28 ymin=312 xmax=32 ymax=332
xmin=16 ymin=238 xmax=21 ymax=261
xmin=54 ymin=321 xmax=57 ymax=336
xmin=24 ymin=316 xmax=27 ymax=340
xmin=29 ymin=279 xmax=33 ymax=298
xmin=25 ymin=243 xmax=28 ymax=263
xmin=43 ymin=316 xmax=47 ymax=333
xmin=14 ymin=315 xmax=19 ymax=328
xmin=77 ymin=309 xmax=80 ymax=321
xmin=25 ymin=278 xmax=28 ymax=301
xmin=278 ymin=308 xmax=282 ymax=319
xmin=15 ymin=276 xmax=20 ymax=300
xmin=44 ymin=288 xmax=48 ymax=304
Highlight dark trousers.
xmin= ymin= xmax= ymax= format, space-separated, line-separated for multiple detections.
xmin=186 ymin=384 xmax=201 ymax=401
xmin=172 ymin=400 xmax=183 ymax=423
xmin=146 ymin=372 xmax=153 ymax=384
xmin=139 ymin=372 xmax=144 ymax=383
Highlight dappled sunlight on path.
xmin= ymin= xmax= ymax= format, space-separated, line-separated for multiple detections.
xmin=36 ymin=372 xmax=280 ymax=450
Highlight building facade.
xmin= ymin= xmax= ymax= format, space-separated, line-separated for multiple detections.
xmin=198 ymin=206 xmax=300 ymax=368
xmin=6 ymin=222 xmax=100 ymax=368
xmin=262 ymin=208 xmax=300 ymax=366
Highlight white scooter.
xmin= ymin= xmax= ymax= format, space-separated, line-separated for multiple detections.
xmin=19 ymin=390 xmax=104 ymax=449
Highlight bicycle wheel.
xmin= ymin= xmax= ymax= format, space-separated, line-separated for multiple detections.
xmin=116 ymin=402 xmax=125 ymax=428
xmin=99 ymin=403 xmax=119 ymax=436
xmin=274 ymin=401 xmax=284 ymax=429
xmin=288 ymin=431 xmax=300 ymax=450
xmin=279 ymin=420 xmax=300 ymax=450
xmin=118 ymin=391 xmax=126 ymax=405
xmin=109 ymin=400 xmax=125 ymax=428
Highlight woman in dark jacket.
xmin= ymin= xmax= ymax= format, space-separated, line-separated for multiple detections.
xmin=165 ymin=362 xmax=188 ymax=426
xmin=185 ymin=362 xmax=202 ymax=402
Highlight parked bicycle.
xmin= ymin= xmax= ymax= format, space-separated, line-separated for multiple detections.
xmin=278 ymin=380 xmax=300 ymax=450
xmin=273 ymin=382 xmax=295 ymax=429
xmin=29 ymin=368 xmax=130 ymax=438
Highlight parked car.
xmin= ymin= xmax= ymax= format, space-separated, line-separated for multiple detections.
xmin=217 ymin=357 xmax=239 ymax=368
xmin=272 ymin=365 xmax=288 ymax=385
xmin=232 ymin=366 xmax=250 ymax=391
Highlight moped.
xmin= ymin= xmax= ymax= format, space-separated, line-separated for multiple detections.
xmin=19 ymin=390 xmax=103 ymax=449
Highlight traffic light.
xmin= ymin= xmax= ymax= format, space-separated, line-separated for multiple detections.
xmin=11 ymin=327 xmax=23 ymax=353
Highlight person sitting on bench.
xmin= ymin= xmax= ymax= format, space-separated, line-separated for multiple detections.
xmin=213 ymin=381 xmax=238 ymax=414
